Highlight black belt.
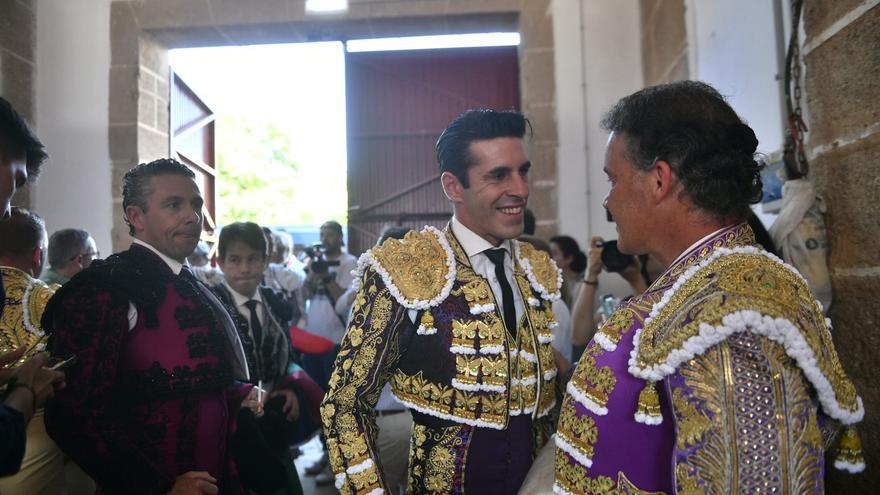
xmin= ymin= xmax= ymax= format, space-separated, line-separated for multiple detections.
xmin=376 ymin=409 xmax=406 ymax=417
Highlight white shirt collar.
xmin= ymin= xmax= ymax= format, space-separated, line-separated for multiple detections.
xmin=132 ymin=238 xmax=185 ymax=275
xmin=450 ymin=216 xmax=512 ymax=258
xmin=223 ymin=280 xmax=262 ymax=307
xmin=667 ymin=224 xmax=734 ymax=267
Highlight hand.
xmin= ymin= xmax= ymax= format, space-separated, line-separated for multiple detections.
xmin=168 ymin=471 xmax=218 ymax=495
xmin=270 ymin=389 xmax=300 ymax=422
xmin=11 ymin=352 xmax=66 ymax=408
xmin=552 ymin=348 xmax=571 ymax=378
xmin=242 ymin=385 xmax=267 ymax=416
xmin=586 ymin=236 xmax=604 ymax=279
xmin=0 ymin=346 xmax=27 ymax=384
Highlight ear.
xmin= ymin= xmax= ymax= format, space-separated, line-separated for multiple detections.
xmin=31 ymin=246 xmax=42 ymax=268
xmin=125 ymin=205 xmax=145 ymax=234
xmin=440 ymin=171 xmax=464 ymax=203
xmin=649 ymin=159 xmax=678 ymax=204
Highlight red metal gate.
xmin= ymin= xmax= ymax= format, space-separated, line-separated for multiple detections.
xmin=345 ymin=45 xmax=520 ymax=255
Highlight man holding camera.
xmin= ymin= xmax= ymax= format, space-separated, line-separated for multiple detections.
xmin=554 ymin=81 xmax=863 ymax=493
xmin=300 ymin=221 xmax=357 ymax=391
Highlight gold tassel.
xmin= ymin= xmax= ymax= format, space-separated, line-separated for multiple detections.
xmin=417 ymin=311 xmax=437 ymax=335
xmin=834 ymin=426 xmax=866 ymax=473
xmin=634 ymin=381 xmax=663 ymax=425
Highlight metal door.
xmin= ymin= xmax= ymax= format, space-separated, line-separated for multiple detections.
xmin=345 ymin=46 xmax=520 ymax=254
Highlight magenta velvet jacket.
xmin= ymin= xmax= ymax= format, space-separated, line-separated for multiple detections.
xmin=43 ymin=245 xmax=247 ymax=494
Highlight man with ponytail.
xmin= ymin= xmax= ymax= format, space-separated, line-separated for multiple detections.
xmin=554 ymin=81 xmax=864 ymax=494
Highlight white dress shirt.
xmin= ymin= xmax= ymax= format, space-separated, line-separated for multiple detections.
xmin=450 ymin=216 xmax=525 ymax=328
xmin=126 ymin=238 xmax=186 ymax=330
xmin=223 ymin=281 xmax=265 ymax=341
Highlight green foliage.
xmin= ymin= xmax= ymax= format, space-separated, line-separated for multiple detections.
xmin=216 ymin=114 xmax=304 ymax=226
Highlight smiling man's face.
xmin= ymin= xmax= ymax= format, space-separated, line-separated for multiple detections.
xmin=446 ymin=137 xmax=530 ymax=246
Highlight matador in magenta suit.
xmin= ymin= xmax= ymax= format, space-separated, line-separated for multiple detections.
xmin=43 ymin=159 xmax=264 ymax=495
xmin=322 ymin=109 xmax=563 ymax=494
xmin=554 ymin=82 xmax=864 ymax=494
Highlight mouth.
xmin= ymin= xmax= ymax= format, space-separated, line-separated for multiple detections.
xmin=497 ymin=205 xmax=524 ymax=216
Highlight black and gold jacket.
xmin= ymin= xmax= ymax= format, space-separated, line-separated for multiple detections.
xmin=321 ymin=225 xmax=562 ymax=494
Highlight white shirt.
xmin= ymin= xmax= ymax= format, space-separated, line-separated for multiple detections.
xmin=551 ymin=299 xmax=573 ymax=362
xmin=304 ymin=251 xmax=358 ymax=344
xmin=224 ymin=281 xmax=265 ymax=337
xmin=450 ymin=217 xmax=525 ymax=328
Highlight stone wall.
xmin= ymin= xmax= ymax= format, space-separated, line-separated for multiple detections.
xmin=803 ymin=2 xmax=880 ymax=490
xmin=107 ymin=0 xmax=558 ymax=251
xmin=640 ymin=0 xmax=688 ymax=86
xmin=0 ymin=0 xmax=36 ymax=208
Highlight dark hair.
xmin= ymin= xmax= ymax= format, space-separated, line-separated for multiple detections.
xmin=219 ymin=222 xmax=268 ymax=261
xmin=550 ymin=235 xmax=587 ymax=273
xmin=0 ymin=97 xmax=47 ymax=180
xmin=436 ymin=108 xmax=530 ymax=187
xmin=122 ymin=158 xmax=196 ymax=235
xmin=48 ymin=228 xmax=91 ymax=268
xmin=0 ymin=207 xmax=45 ymax=259
xmin=601 ymin=81 xmax=763 ymax=222
xmin=377 ymin=225 xmax=410 ymax=245
xmin=523 ymin=208 xmax=536 ymax=235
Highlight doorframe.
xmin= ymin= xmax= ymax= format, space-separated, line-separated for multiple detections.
xmin=107 ymin=0 xmax=558 ymax=251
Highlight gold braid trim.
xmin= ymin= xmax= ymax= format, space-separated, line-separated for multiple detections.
xmin=632 ymin=249 xmax=862 ymax=424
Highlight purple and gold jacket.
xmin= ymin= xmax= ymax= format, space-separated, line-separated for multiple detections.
xmin=554 ymin=223 xmax=864 ymax=494
xmin=322 ymin=226 xmax=562 ymax=494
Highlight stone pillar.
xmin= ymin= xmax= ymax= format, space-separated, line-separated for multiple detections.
xmin=519 ymin=0 xmax=558 ymax=239
xmin=640 ymin=0 xmax=689 ymax=85
xmin=1 ymin=0 xmax=36 ymax=208
xmin=802 ymin=2 xmax=879 ymax=491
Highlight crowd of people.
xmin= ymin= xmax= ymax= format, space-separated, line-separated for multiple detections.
xmin=0 ymin=79 xmax=866 ymax=495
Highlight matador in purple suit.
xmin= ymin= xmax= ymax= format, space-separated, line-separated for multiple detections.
xmin=43 ymin=159 xmax=261 ymax=495
xmin=554 ymin=81 xmax=864 ymax=494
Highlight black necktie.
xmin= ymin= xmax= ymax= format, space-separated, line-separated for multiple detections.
xmin=484 ymin=248 xmax=517 ymax=338
xmin=244 ymin=300 xmax=264 ymax=358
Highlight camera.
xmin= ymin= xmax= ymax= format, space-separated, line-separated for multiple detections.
xmin=304 ymin=244 xmax=340 ymax=275
xmin=599 ymin=240 xmax=635 ymax=273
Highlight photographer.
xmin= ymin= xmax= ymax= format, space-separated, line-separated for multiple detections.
xmin=571 ymin=235 xmax=651 ymax=349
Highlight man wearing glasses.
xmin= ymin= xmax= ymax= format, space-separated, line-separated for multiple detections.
xmin=40 ymin=229 xmax=99 ymax=286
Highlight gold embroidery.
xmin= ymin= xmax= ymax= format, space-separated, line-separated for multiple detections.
xmin=371 ymin=228 xmax=451 ymax=302
xmin=461 ymin=279 xmax=492 ymax=306
xmin=517 ymin=241 xmax=561 ymax=294
xmin=636 ymin=251 xmax=860 ymax=417
xmin=675 ymin=464 xmax=705 ymax=495
xmin=0 ymin=267 xmax=55 ymax=362
xmin=671 ymin=388 xmax=713 ymax=449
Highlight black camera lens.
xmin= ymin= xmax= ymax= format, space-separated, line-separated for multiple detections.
xmin=600 ymin=240 xmax=635 ymax=273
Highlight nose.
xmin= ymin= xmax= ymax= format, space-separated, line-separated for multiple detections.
xmin=602 ymin=194 xmax=609 ymax=209
xmin=510 ymin=171 xmax=529 ymax=199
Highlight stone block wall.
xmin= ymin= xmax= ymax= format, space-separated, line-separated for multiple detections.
xmin=803 ymin=3 xmax=880 ymax=490
xmin=640 ymin=0 xmax=688 ymax=86
xmin=0 ymin=0 xmax=36 ymax=208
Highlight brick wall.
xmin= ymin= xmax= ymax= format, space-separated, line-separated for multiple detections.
xmin=0 ymin=0 xmax=36 ymax=208
xmin=803 ymin=2 xmax=880 ymax=490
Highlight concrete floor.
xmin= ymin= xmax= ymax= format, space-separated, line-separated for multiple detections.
xmin=294 ymin=436 xmax=338 ymax=495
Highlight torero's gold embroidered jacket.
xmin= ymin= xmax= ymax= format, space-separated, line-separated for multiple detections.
xmin=321 ymin=225 xmax=562 ymax=494
xmin=0 ymin=266 xmax=59 ymax=362
xmin=554 ymin=223 xmax=864 ymax=494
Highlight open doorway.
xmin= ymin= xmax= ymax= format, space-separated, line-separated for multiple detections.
xmin=169 ymin=42 xmax=348 ymax=252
